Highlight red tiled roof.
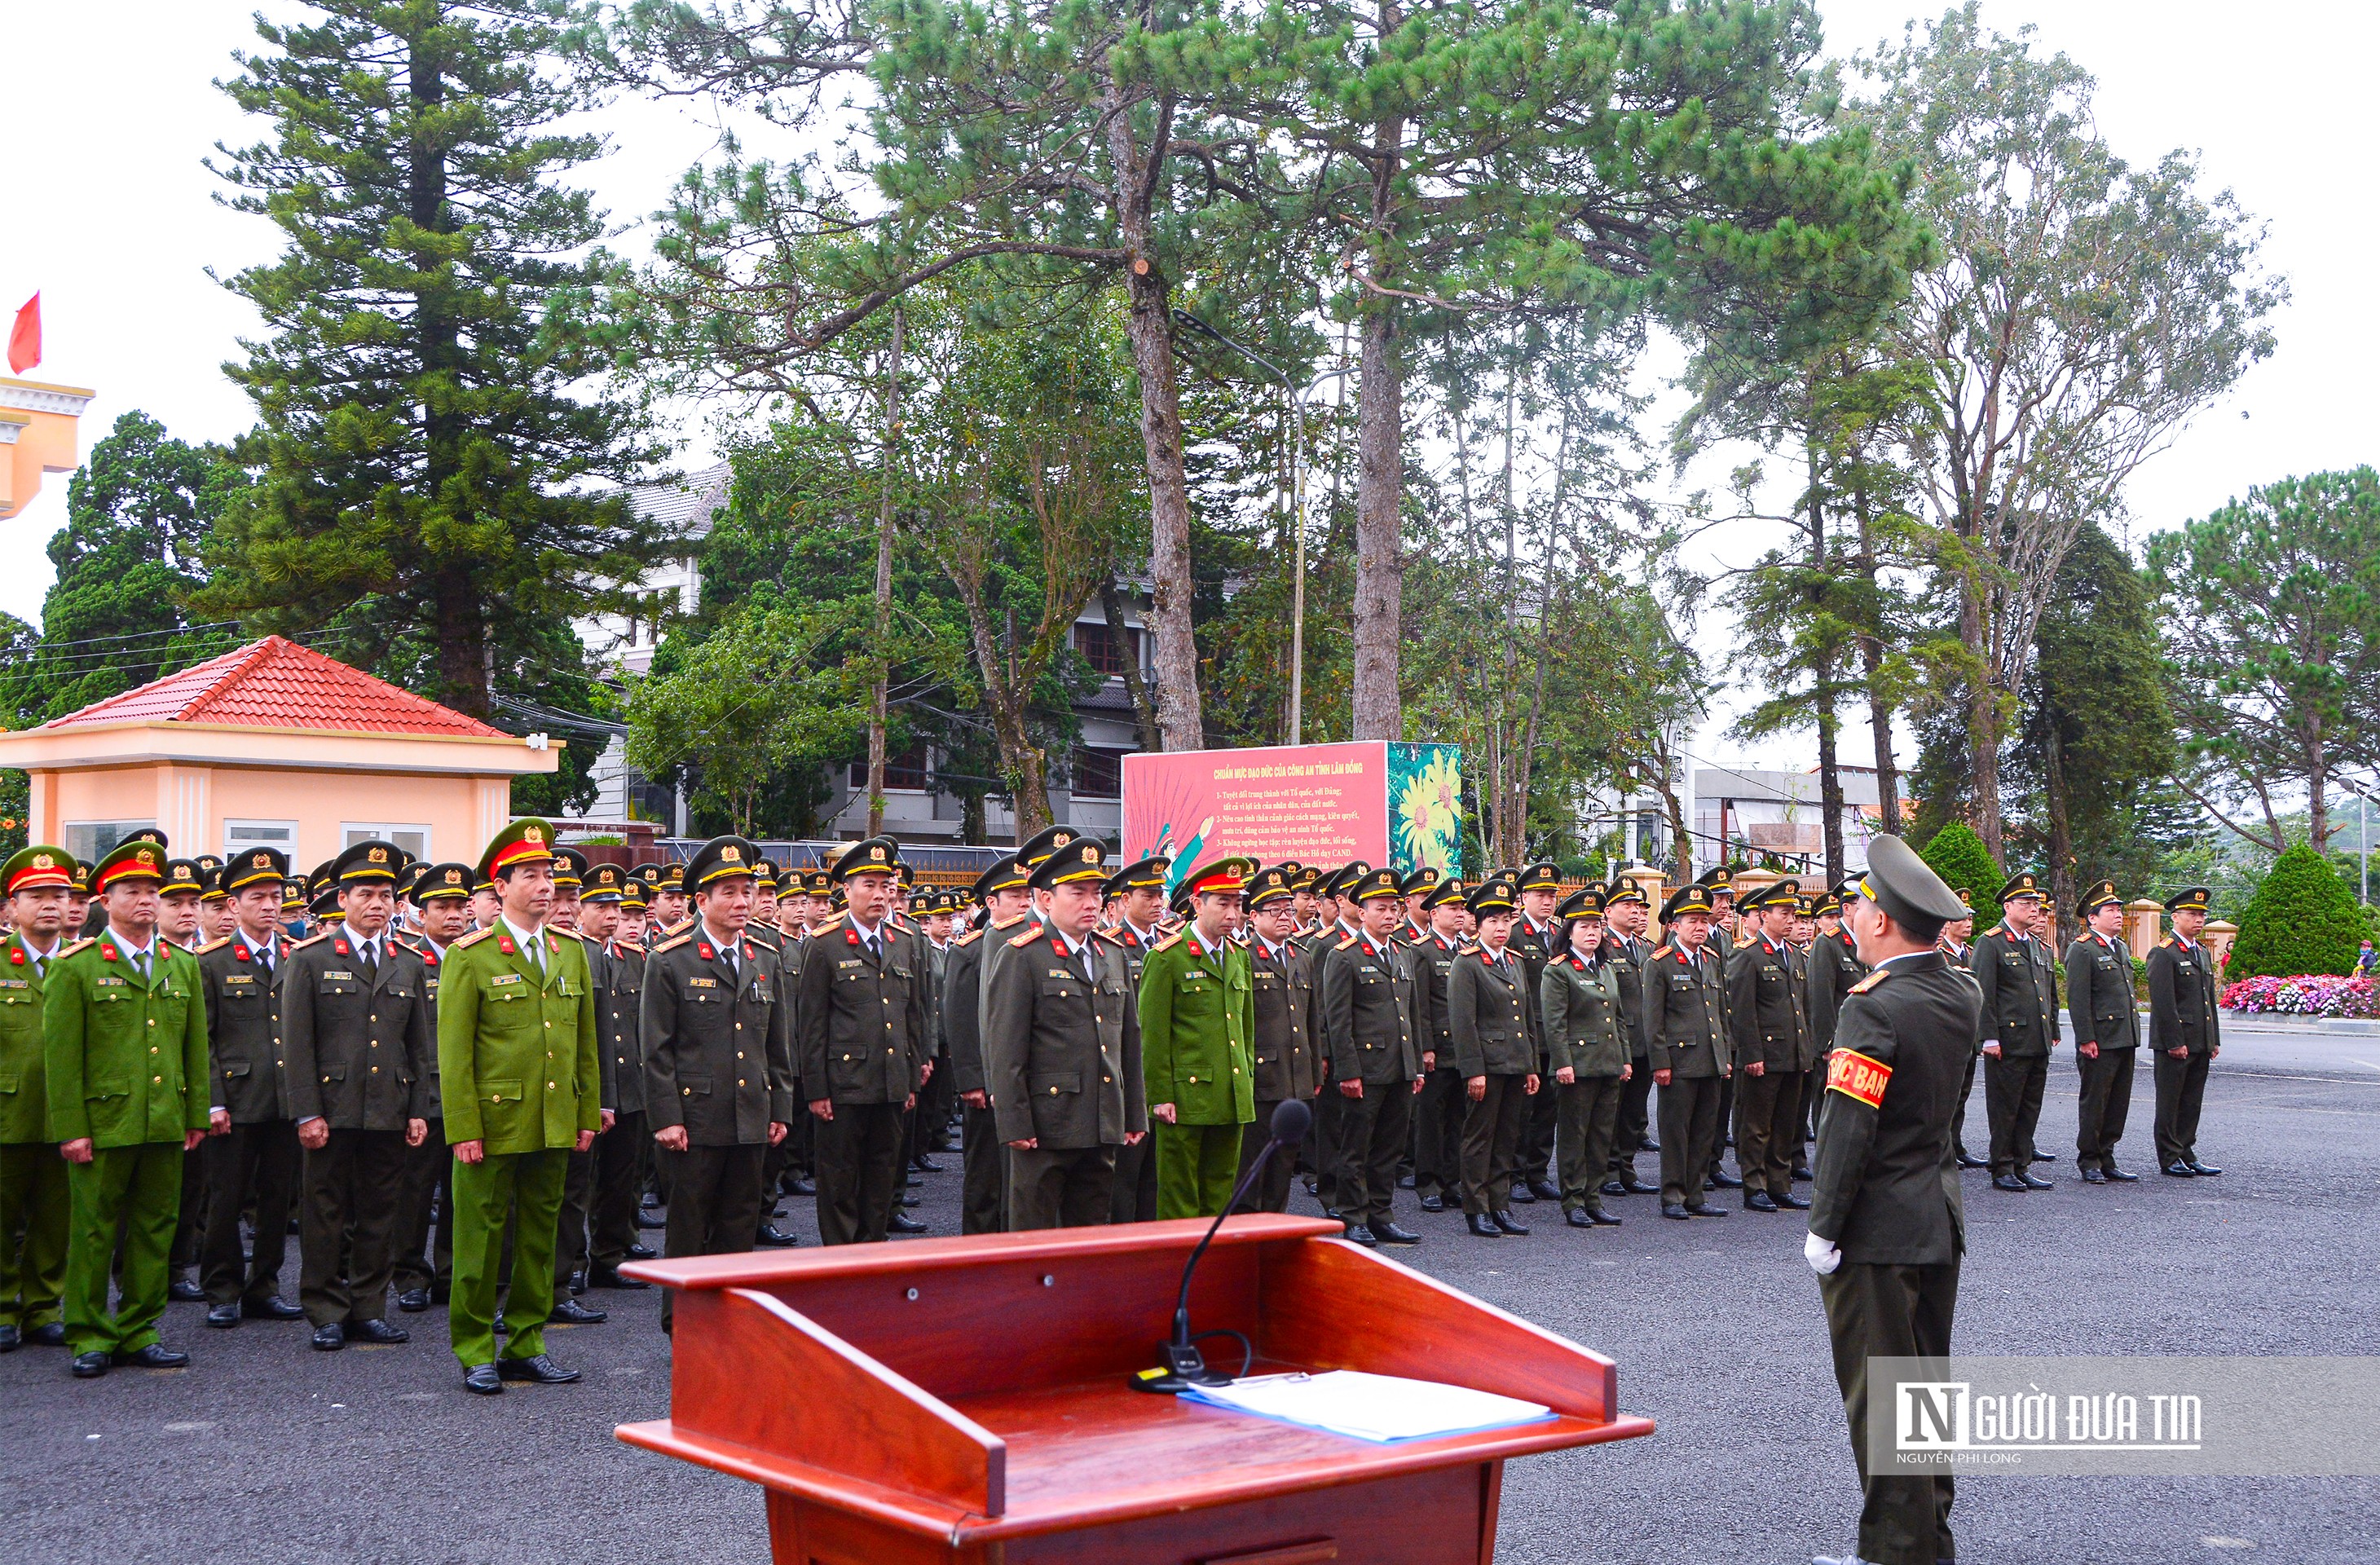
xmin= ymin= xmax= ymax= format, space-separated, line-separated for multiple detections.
xmin=40 ymin=637 xmax=508 ymax=738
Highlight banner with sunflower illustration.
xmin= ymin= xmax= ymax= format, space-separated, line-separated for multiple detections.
xmin=1386 ymin=742 xmax=1465 ymax=876
xmin=1121 ymin=741 xmax=1464 ymax=891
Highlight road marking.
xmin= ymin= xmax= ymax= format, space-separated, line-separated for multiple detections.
xmin=2203 ymin=1538 xmax=2255 ymax=1550
xmin=2353 ymin=1060 xmax=2380 ymax=1073
xmin=163 ymin=1421 xmax=215 ymax=1433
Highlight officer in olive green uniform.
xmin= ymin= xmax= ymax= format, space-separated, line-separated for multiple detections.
xmin=1507 ymin=863 xmax=1566 ymax=1205
xmin=1405 ymin=877 xmax=1469 ymax=1212
xmin=982 ymin=839 xmax=1147 ymax=1230
xmin=1805 ymin=883 xmax=1871 ymax=1131
xmin=391 ymin=862 xmax=473 ymax=1310
xmin=584 ymin=863 xmax=652 ymax=1287
xmin=1806 ymin=835 xmax=1977 ymax=1565
xmin=1972 ymin=871 xmax=2060 ymax=1192
xmin=1320 ymin=866 xmax=1423 ymax=1245
xmin=1139 ymin=857 xmax=1256 ymax=1219
xmin=2064 ymin=879 xmax=2142 ymax=1183
xmin=1643 ymin=881 xmax=1733 ymax=1219
xmin=0 ymin=846 xmax=76 ymax=1351
xmin=2147 ymin=886 xmax=2223 ymax=1178
xmin=945 ymin=856 xmax=1029 ymax=1235
xmin=280 ymin=839 xmax=434 ymax=1348
xmin=1542 ymin=886 xmax=1628 ymax=1228
xmin=1102 ymin=854 xmax=1170 ymax=1223
xmin=1726 ymin=880 xmax=1814 ymax=1213
xmin=1238 ymin=865 xmax=1320 ymax=1214
xmin=193 ymin=846 xmax=306 ymax=1328
xmin=796 ymin=836 xmax=928 ymax=1245
xmin=1447 ymin=878 xmax=1540 ymax=1237
xmin=46 ymin=840 xmax=211 ymax=1376
xmin=1601 ymin=879 xmax=1659 ymax=1198
xmin=439 ymin=819 xmax=602 ymax=1394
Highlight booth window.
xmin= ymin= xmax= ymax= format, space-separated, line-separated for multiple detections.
xmin=1073 ymin=747 xmax=1126 ymax=800
xmin=849 ymin=742 xmax=931 ymax=792
xmin=1074 ymin=621 xmax=1140 ymax=680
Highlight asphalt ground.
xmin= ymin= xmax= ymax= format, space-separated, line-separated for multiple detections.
xmin=6 ymin=1025 xmax=2376 ymax=1565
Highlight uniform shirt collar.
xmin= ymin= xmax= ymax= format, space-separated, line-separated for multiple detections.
xmin=111 ymin=929 xmax=159 ymax=963
xmin=238 ymin=928 xmax=278 ymax=963
xmin=500 ymin=914 xmax=544 ymax=952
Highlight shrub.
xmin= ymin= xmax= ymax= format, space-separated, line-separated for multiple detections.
xmin=1916 ymin=822 xmax=2001 ymax=916
xmin=2227 ymin=844 xmax=2366 ymax=979
xmin=2221 ymin=974 xmax=2378 ymax=1017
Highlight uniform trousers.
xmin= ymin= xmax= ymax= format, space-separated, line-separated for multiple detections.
xmin=1309 ymin=1087 xmax=1344 ymax=1210
xmin=1153 ymin=1121 xmax=1244 ymax=1219
xmin=1610 ymin=1059 xmax=1654 ymax=1173
xmin=200 ymin=1118 xmax=297 ymax=1307
xmin=1458 ymin=1073 xmax=1531 ymax=1217
xmin=1985 ymin=1052 xmax=2050 ymax=1175
xmin=63 ymin=1142 xmax=183 ymax=1356
xmin=1554 ymin=1073 xmax=1624 ymax=1212
xmin=1006 ymin=1143 xmax=1117 ymax=1231
xmin=1734 ymin=1067 xmax=1805 ymax=1197
xmin=589 ymin=1109 xmax=646 ymax=1270
xmin=2153 ymin=1049 xmax=2212 ymax=1167
xmin=448 ymin=1146 xmax=566 ymax=1369
xmin=658 ymin=1143 xmax=765 ymax=1327
xmin=1233 ymin=1103 xmax=1297 ymax=1214
xmin=554 ymin=1145 xmax=597 ymax=1286
xmin=1412 ymin=1065 xmax=1466 ymax=1198
xmin=298 ymin=1127 xmax=408 ymax=1326
xmin=1517 ymin=1062 xmax=1559 ymax=1188
xmin=170 ymin=1145 xmax=206 ymax=1280
xmin=1110 ymin=1131 xmax=1159 ymax=1223
xmin=390 ymin=1121 xmax=452 ymax=1299
xmin=1333 ymin=1081 xmax=1413 ymax=1228
xmin=0 ymin=1141 xmax=69 ymax=1330
xmin=1819 ymin=1259 xmax=1959 ymax=1565
xmin=1656 ymin=1075 xmax=1725 ymax=1208
xmin=960 ymin=1102 xmax=1007 ymax=1235
xmin=1950 ymin=1049 xmax=1980 ymax=1157
xmin=1710 ymin=1077 xmax=1736 ymax=1175
xmin=813 ymin=1100 xmax=905 ymax=1246
xmin=2074 ymin=1047 xmax=2135 ymax=1172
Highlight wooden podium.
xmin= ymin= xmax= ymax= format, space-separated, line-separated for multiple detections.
xmin=619 ymin=1215 xmax=1654 ymax=1563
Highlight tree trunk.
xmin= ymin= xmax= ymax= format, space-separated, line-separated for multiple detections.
xmin=1809 ymin=456 xmax=1844 ymax=882
xmin=959 ymin=599 xmax=1053 ymax=837
xmin=866 ymin=305 xmax=903 ymax=835
xmin=2043 ymin=721 xmax=2077 ymax=950
xmin=1101 ymin=575 xmax=1161 ymax=753
xmin=1961 ymin=570 xmax=2004 ymax=859
xmin=2307 ymin=714 xmax=2329 ymax=854
xmin=1350 ymin=46 xmax=1405 ymax=744
xmin=409 ymin=36 xmax=483 ymax=716
xmin=1851 ymin=471 xmax=1901 ymax=835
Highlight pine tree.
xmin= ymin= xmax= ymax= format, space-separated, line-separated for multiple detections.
xmin=197 ymin=2 xmax=665 ymax=718
xmin=1919 ymin=822 xmax=2003 ymax=917
xmin=2228 ymin=844 xmax=2365 ymax=979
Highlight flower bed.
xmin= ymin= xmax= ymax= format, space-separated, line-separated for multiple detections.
xmin=2220 ymin=973 xmax=2379 ymax=1017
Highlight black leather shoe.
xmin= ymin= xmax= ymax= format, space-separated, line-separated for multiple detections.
xmin=1622 ymin=1176 xmax=1659 ymax=1195
xmin=1491 ymin=1210 xmax=1530 ymax=1236
xmin=1372 ymin=1221 xmax=1421 ymax=1245
xmin=1342 ymin=1224 xmax=1379 ymax=1246
xmin=1660 ymin=1202 xmax=1690 ymax=1220
xmin=2162 ymin=1161 xmax=2195 ymax=1177
xmin=168 ymin=1276 xmax=205 ymax=1303
xmin=588 ymin=1266 xmax=650 ymax=1290
xmin=1467 ymin=1213 xmax=1501 ymax=1237
xmin=1417 ymin=1192 xmax=1444 ymax=1212
xmin=2081 ymin=1168 xmax=2106 ymax=1184
xmin=1774 ymin=1191 xmax=1811 ymax=1210
xmin=2188 ymin=1162 xmax=2223 ymax=1176
xmin=2031 ymin=1151 xmax=2059 ymax=1163
xmin=396 ymin=1289 xmax=431 ymax=1313
xmin=1640 ymin=1137 xmax=1659 ymax=1153
xmin=1955 ymin=1151 xmax=1990 ymax=1169
xmin=2021 ymin=1172 xmax=2054 ymax=1190
xmin=2106 ymin=1166 xmax=2140 ymax=1182
xmin=911 ymin=1155 xmax=945 ymax=1173
xmin=634 ymin=1209 xmax=667 ymax=1229
xmin=0 ymin=1324 xmax=16 ymax=1352
xmin=1708 ymin=1170 xmax=1744 ymax=1189
xmin=895 ymin=1192 xmax=920 ymax=1209
xmin=462 ymin=1361 xmax=504 ymax=1395
xmin=116 ymin=1342 xmax=191 ymax=1368
xmin=787 ymin=1175 xmax=817 ymax=1197
xmin=349 ymin=1317 xmax=409 ymax=1344
xmin=497 ymin=1353 xmax=582 ymax=1385
xmin=243 ymin=1294 xmax=305 ymax=1320
xmin=492 ymin=1314 xmax=509 ymax=1336
xmin=1564 ymin=1207 xmax=1593 ymax=1228
xmin=1506 ymin=1181 xmax=1537 ymax=1205
xmin=1527 ymin=1178 xmax=1561 ymax=1203
xmin=1791 ymin=1161 xmax=1814 ymax=1179
xmin=755 ymin=1225 xmax=801 ymax=1248
xmin=1397 ymin=1174 xmax=1416 ymax=1189
xmin=887 ymin=1212 xmax=928 ymax=1234
xmin=206 ymin=1303 xmax=240 ymax=1329
xmin=72 ymin=1351 xmax=109 ymax=1378
xmin=1745 ymin=1190 xmax=1778 ymax=1212
xmin=547 ymin=1298 xmax=606 ymax=1325
xmin=640 ymin=1191 xmax=662 ymax=1209
xmin=1598 ymin=1178 xmax=1627 ymax=1197
xmin=624 ymin=1242 xmax=655 ymax=1260
xmin=1682 ymin=1202 xmax=1728 ymax=1218
xmin=311 ymin=1322 xmax=345 ymax=1351
xmin=26 ymin=1322 xmax=64 ymax=1347
xmin=1588 ymin=1207 xmax=1622 ymax=1226
xmin=902 ymin=1174 xmax=923 ymax=1188
xmin=1993 ymin=1173 xmax=2030 ymax=1192
xmin=566 ymin=1270 xmax=588 ymax=1296
xmin=1323 ymin=1207 xmax=1343 ymax=1223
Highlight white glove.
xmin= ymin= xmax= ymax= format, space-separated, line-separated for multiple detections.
xmin=1804 ymin=1229 xmax=1842 ymax=1276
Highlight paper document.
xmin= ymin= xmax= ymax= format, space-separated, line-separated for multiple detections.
xmin=1179 ymin=1369 xmax=1556 ymax=1443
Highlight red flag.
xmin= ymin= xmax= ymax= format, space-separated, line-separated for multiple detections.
xmin=6 ymin=294 xmax=36 ymax=375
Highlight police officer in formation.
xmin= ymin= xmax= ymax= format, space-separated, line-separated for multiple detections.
xmin=1972 ymin=871 xmax=2060 ymax=1192
xmin=2147 ymin=886 xmax=2223 ymax=1178
xmin=1446 ymin=878 xmax=1540 ymax=1238
xmin=2064 ymin=879 xmax=2142 ymax=1183
xmin=1726 ymin=880 xmax=1814 ymax=1213
xmin=1319 ymin=866 xmax=1424 ymax=1245
xmin=1540 ymin=886 xmax=1627 ymax=1228
xmin=1237 ymin=865 xmax=1320 ymax=1214
xmin=1642 ymin=881 xmax=1732 ymax=1219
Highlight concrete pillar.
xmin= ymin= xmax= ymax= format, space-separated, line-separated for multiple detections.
xmin=2203 ymin=919 xmax=2238 ymax=974
xmin=2124 ymin=898 xmax=2166 ymax=962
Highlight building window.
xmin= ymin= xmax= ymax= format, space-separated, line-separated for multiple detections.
xmin=1073 ymin=747 xmax=1126 ymax=800
xmin=1074 ymin=621 xmax=1140 ymax=680
xmin=223 ymin=820 xmax=299 ymax=861
xmin=343 ymin=822 xmax=431 ymax=861
xmin=63 ymin=821 xmax=157 ymax=866
xmin=848 ymin=742 xmax=931 ymax=792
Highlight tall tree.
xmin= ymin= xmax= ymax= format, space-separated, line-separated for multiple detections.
xmin=1849 ymin=3 xmax=2283 ymax=859
xmin=199 ymin=1 xmax=667 ymax=718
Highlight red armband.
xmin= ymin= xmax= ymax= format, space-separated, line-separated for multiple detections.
xmin=1825 ymin=1048 xmax=1891 ymax=1109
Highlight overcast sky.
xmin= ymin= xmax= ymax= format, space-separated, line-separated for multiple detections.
xmin=7 ymin=1 xmax=2370 ymax=776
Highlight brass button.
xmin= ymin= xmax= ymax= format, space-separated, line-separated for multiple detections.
xmin=147 ymin=1019 xmax=156 ymax=1028
xmin=736 ymin=1051 xmax=744 ymax=1060
xmin=548 ymin=1082 xmax=556 ymax=1089
xmin=150 ymin=1046 xmax=159 ymax=1055
xmin=682 ymin=1087 xmax=691 ymax=1096
xmin=153 ymin=1075 xmax=163 ymax=1084
xmin=370 ymin=1065 xmax=379 ymax=1073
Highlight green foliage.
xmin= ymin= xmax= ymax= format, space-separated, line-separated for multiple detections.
xmin=2228 ymin=844 xmax=2366 ymax=979
xmin=1917 ymin=822 xmax=2001 ymax=915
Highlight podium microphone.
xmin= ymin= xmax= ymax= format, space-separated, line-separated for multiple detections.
xmin=1135 ymin=1096 xmax=1314 ymax=1395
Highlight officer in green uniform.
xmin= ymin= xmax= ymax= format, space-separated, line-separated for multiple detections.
xmin=1302 ymin=861 xmax=1370 ymax=1218
xmin=1237 ymin=864 xmax=1320 ymax=1214
xmin=280 ymin=838 xmax=434 ymax=1349
xmin=46 ymin=839 xmax=211 ymax=1377
xmin=2064 ymin=879 xmax=2141 ymax=1183
xmin=392 ymin=862 xmax=473 ymax=1311
xmin=439 ymin=819 xmax=601 ymax=1395
xmin=543 ymin=847 xmax=613 ymax=1313
xmin=1320 ymin=866 xmax=1423 ymax=1246
xmin=1937 ymin=892 xmax=1986 ymax=1170
xmin=193 ymin=846 xmax=306 ymax=1329
xmin=1139 ymin=857 xmax=1256 ymax=1219
xmin=1508 ymin=862 xmax=1566 ymax=1206
xmin=1405 ymin=877 xmax=1469 ymax=1213
xmin=1805 ymin=883 xmax=1870 ymax=1140
xmin=1972 ymin=871 xmax=2060 ymax=1192
xmin=0 ymin=846 xmax=76 ymax=1351
xmin=1542 ymin=885 xmax=1628 ymax=1228
xmin=1102 ymin=855 xmax=1170 ymax=1223
xmin=583 ymin=863 xmax=653 ymax=1288
xmin=1601 ymin=879 xmax=1659 ymax=1199
xmin=1806 ymin=835 xmax=1976 ymax=1565
xmin=2147 ymin=886 xmax=2222 ymax=1178
xmin=1447 ymin=877 xmax=1539 ymax=1237
xmin=945 ymin=856 xmax=1029 ymax=1234
xmin=1644 ymin=880 xmax=1732 ymax=1220
xmin=1727 ymin=880 xmax=1814 ymax=1213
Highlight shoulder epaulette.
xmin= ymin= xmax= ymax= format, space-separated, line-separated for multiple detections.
xmin=1651 ymin=945 xmax=1673 ymax=960
xmin=289 ymin=932 xmax=329 ymax=950
xmin=1335 ymin=935 xmax=1357 ymax=950
xmin=952 ymin=927 xmax=983 ymax=948
xmin=1008 ymin=927 xmax=1044 ymax=949
xmin=195 ymin=936 xmax=231 ymax=955
xmin=746 ymin=927 xmax=782 ymax=948
xmin=452 ymin=927 xmax=496 ymax=949
xmin=1849 ymin=968 xmax=1889 ymax=994
xmin=160 ymin=937 xmax=188 ymax=954
xmin=2157 ymin=937 xmax=2174 ymax=949
xmin=651 ymin=932 xmax=694 ymax=954
xmin=989 ymin=914 xmax=1027 ymax=931
xmin=56 ymin=937 xmax=95 ymax=960
xmin=1152 ymin=929 xmax=1186 ymax=953
xmin=812 ymin=912 xmax=848 ymax=934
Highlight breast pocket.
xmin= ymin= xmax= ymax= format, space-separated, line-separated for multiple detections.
xmin=480 ymin=985 xmax=536 ymax=1030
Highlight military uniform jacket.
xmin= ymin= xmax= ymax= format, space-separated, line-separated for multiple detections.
xmin=2063 ymin=934 xmax=2139 ymax=1051
xmin=1247 ymin=935 xmax=1320 ymax=1103
xmin=197 ymin=935 xmax=289 ymax=1124
xmin=405 ymin=936 xmax=452 ymax=1118
xmin=0 ymin=932 xmax=60 ymax=1144
xmin=44 ymin=932 xmax=210 ymax=1150
xmin=1540 ymin=950 xmax=1627 ymax=1078
xmin=1726 ymin=935 xmax=1815 ymax=1071
xmin=1139 ymin=928 xmax=1254 ymax=1126
xmin=943 ymin=917 xmax=1020 ymax=1096
xmin=1320 ymin=932 xmax=1421 ymax=1085
xmin=796 ymin=918 xmax=928 ymax=1107
xmin=280 ymin=931 xmax=433 ymax=1129
xmin=2147 ymin=938 xmax=2221 ymax=1056
xmin=1446 ymin=944 xmax=1540 ymax=1078
xmin=601 ymin=937 xmax=646 ymax=1115
xmin=1809 ymin=951 xmax=1979 ymax=1266
xmin=982 ymin=924 xmax=1144 ymax=1149
xmin=645 ymin=926 xmax=796 ymax=1142
xmin=1972 ymin=925 xmax=2060 ymax=1056
xmin=1641 ymin=941 xmax=1731 ymax=1078
xmin=436 ymin=923 xmax=603 ymax=1154
xmin=1510 ymin=917 xmax=1562 ymax=1062
xmin=1405 ymin=931 xmax=1461 ymax=1068
xmin=1804 ymin=928 xmax=1867 ymax=1052
xmin=1601 ymin=933 xmax=1649 ymax=1060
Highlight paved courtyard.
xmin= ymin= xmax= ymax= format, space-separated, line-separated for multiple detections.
xmin=5 ymin=1022 xmax=2374 ymax=1563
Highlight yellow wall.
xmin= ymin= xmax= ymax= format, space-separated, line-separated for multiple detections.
xmin=0 ymin=378 xmax=95 ymax=520
xmin=32 ymin=762 xmax=514 ymax=870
